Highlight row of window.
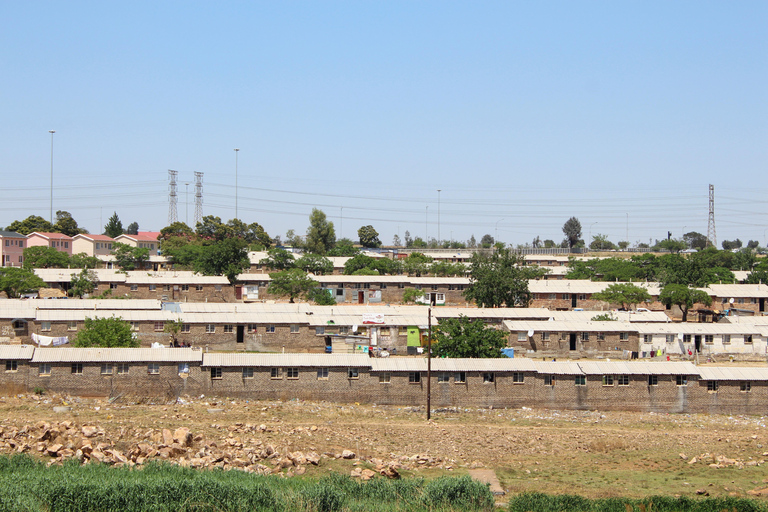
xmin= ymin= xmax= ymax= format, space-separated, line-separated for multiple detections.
xmin=520 ymin=332 xmax=630 ymax=342
xmin=721 ymin=297 xmax=760 ymax=304
xmin=3 ymin=239 xmax=24 ymax=247
xmin=533 ymin=294 xmax=589 ymax=300
xmin=5 ymin=363 xmax=756 ymax=392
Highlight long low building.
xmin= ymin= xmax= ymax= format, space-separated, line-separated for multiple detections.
xmin=0 ymin=345 xmax=766 ymax=415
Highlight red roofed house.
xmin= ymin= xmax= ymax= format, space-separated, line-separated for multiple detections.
xmin=113 ymin=232 xmax=161 ymax=253
xmin=72 ymin=234 xmax=115 ymax=257
xmin=26 ymin=232 xmax=73 ymax=256
xmin=0 ymin=231 xmax=27 ymax=267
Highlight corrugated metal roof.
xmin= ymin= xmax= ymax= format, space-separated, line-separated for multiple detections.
xmin=503 ymin=320 xmax=637 ymax=333
xmin=126 ymin=272 xmax=228 ymax=284
xmin=203 ymin=353 xmax=370 ymax=367
xmin=30 ymin=347 xmax=203 ymax=363
xmin=36 ymin=310 xmax=178 ymax=322
xmin=370 ymin=357 xmax=537 ymax=373
xmin=529 ymin=280 xmax=662 ymax=295
xmin=697 ymin=366 xmax=768 ymax=381
xmin=34 ymin=269 xmax=127 ymax=283
xmin=577 ymin=361 xmax=698 ymax=375
xmin=707 ymin=284 xmax=768 ymax=298
xmin=434 ymin=308 xmax=552 ymax=320
xmin=0 ymin=345 xmax=35 ymax=359
xmin=633 ymin=323 xmax=766 ymax=336
xmin=32 ymin=299 xmax=163 ymax=310
xmin=532 ymin=361 xmax=584 ymax=375
xmin=550 ymin=310 xmax=671 ymax=323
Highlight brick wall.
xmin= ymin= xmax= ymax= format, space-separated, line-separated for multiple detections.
xmin=1 ymin=359 xmax=767 ymax=415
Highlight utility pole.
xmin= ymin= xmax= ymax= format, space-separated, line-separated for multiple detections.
xmin=234 ymin=148 xmax=239 ymax=220
xmin=168 ymin=170 xmax=178 ymax=225
xmin=427 ymin=306 xmax=432 ymax=421
xmin=49 ymin=130 xmax=55 ymax=224
xmin=437 ymin=189 xmax=441 ymax=245
xmin=194 ymin=172 xmax=204 ymax=226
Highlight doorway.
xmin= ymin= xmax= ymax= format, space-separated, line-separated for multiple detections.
xmin=694 ymin=335 xmax=701 ymax=353
xmin=569 ymin=333 xmax=577 ymax=351
xmin=236 ymin=325 xmax=244 ymax=344
xmin=571 ymin=294 xmax=577 ymax=308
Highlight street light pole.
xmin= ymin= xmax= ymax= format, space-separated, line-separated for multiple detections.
xmin=340 ymin=207 xmax=343 ymax=239
xmin=425 ymin=206 xmax=429 ymax=243
xmin=49 ymin=130 xmax=55 ymax=224
xmin=495 ymin=218 xmax=504 ymax=245
xmin=589 ymin=222 xmax=597 ymax=251
xmin=234 ymin=148 xmax=239 ymax=220
xmin=625 ymin=213 xmax=629 ymax=249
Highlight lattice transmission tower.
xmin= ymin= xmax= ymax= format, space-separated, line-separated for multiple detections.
xmin=194 ymin=171 xmax=204 ymax=226
xmin=706 ymin=184 xmax=717 ymax=248
xmin=167 ymin=169 xmax=178 ymax=225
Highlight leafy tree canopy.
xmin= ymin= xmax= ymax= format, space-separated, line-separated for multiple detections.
xmin=112 ymin=242 xmax=150 ymax=271
xmin=722 ymin=239 xmax=743 ymax=251
xmin=463 ymin=249 xmax=545 ymax=308
xmin=22 ymin=246 xmax=70 ymax=269
xmin=307 ymin=287 xmax=336 ymax=305
xmin=402 ymin=252 xmax=433 ymax=277
xmin=268 ymin=268 xmax=316 ymax=303
xmin=429 ymin=261 xmax=467 ymax=277
xmin=53 ymin=211 xmax=87 ymax=237
xmin=259 ymin=247 xmax=295 ymax=271
xmin=5 ymin=215 xmax=53 ymax=235
xmin=656 ymin=239 xmax=687 ymax=253
xmin=401 ymin=288 xmax=426 ymax=304
xmin=434 ymin=316 xmax=507 ymax=358
xmin=590 ymin=283 xmax=652 ymax=311
xmin=562 ymin=217 xmax=582 ymax=249
xmin=103 ymin=212 xmax=124 ymax=238
xmin=658 ymin=284 xmax=712 ymax=322
xmin=0 ymin=267 xmax=47 ymax=298
xmin=69 ymin=253 xmax=101 ymax=269
xmin=343 ymin=254 xmax=400 ymax=275
xmin=683 ymin=231 xmax=708 ymax=250
xmin=305 ymin=208 xmax=336 ymax=255
xmin=193 ymin=237 xmax=249 ymax=284
xmin=327 ymin=238 xmax=359 ymax=257
xmin=479 ymin=234 xmax=494 ymax=248
xmin=589 ymin=234 xmax=616 ymax=251
xmin=294 ymin=254 xmax=333 ymax=275
xmin=69 ymin=269 xmax=99 ymax=298
xmin=125 ymin=222 xmax=139 ymax=235
xmin=357 ymin=225 xmax=381 ymax=248
xmin=74 ymin=316 xmax=138 ymax=348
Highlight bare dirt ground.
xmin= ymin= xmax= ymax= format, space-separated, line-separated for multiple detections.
xmin=2 ymin=392 xmax=768 ymax=501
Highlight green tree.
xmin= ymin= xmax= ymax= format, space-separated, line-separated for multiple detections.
xmin=392 ymin=234 xmax=402 ymax=247
xmin=591 ymin=283 xmax=652 ymax=311
xmin=659 ymin=284 xmax=712 ymax=322
xmin=22 ymin=246 xmax=70 ymax=269
xmin=722 ymin=239 xmax=742 ymax=251
xmin=326 ymin=238 xmax=357 ymax=256
xmin=163 ymin=319 xmax=183 ymax=345
xmin=543 ymin=239 xmax=556 ymax=248
xmin=74 ymin=316 xmax=138 ymax=348
xmin=259 ymin=247 xmax=296 ymax=271
xmin=165 ymin=243 xmax=205 ymax=269
xmin=69 ymin=269 xmax=99 ymax=298
xmin=411 ymin=237 xmax=428 ymax=249
xmin=0 ymin=267 xmax=47 ymax=298
xmin=403 ymin=252 xmax=433 ymax=277
xmin=69 ymin=253 xmax=101 ymax=269
xmin=113 ymin=242 xmax=150 ymax=271
xmin=196 ymin=216 xmax=231 ymax=241
xmin=562 ymin=217 xmax=582 ymax=249
xmin=463 ymin=249 xmax=544 ymax=308
xmin=357 ymin=225 xmax=381 ymax=248
xmin=402 ymin=288 xmax=426 ymax=304
xmin=589 ymin=234 xmax=616 ymax=251
xmin=294 ymin=254 xmax=333 ymax=275
xmin=125 ymin=222 xmax=139 ymax=235
xmin=53 ymin=211 xmax=86 ymax=237
xmin=480 ymin=234 xmax=494 ymax=248
xmin=194 ymin=238 xmax=249 ymax=284
xmin=307 ymin=287 xmax=336 ymax=305
xmin=467 ymin=235 xmax=477 ymax=248
xmin=305 ymin=208 xmax=336 ymax=255
xmin=268 ymin=268 xmax=316 ymax=303
xmin=342 ymin=253 xmax=400 ymax=275
xmin=405 ymin=231 xmax=414 ymax=247
xmin=683 ymin=231 xmax=708 ymax=250
xmin=434 ymin=316 xmax=507 ymax=358
xmin=104 ymin=212 xmax=124 ymax=238
xmin=430 ymin=261 xmax=466 ymax=277
xmin=5 ymin=215 xmax=54 ymax=235
xmin=657 ymin=239 xmax=687 ymax=253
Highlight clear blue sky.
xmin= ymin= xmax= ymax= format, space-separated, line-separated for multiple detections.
xmin=2 ymin=1 xmax=766 ymax=247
